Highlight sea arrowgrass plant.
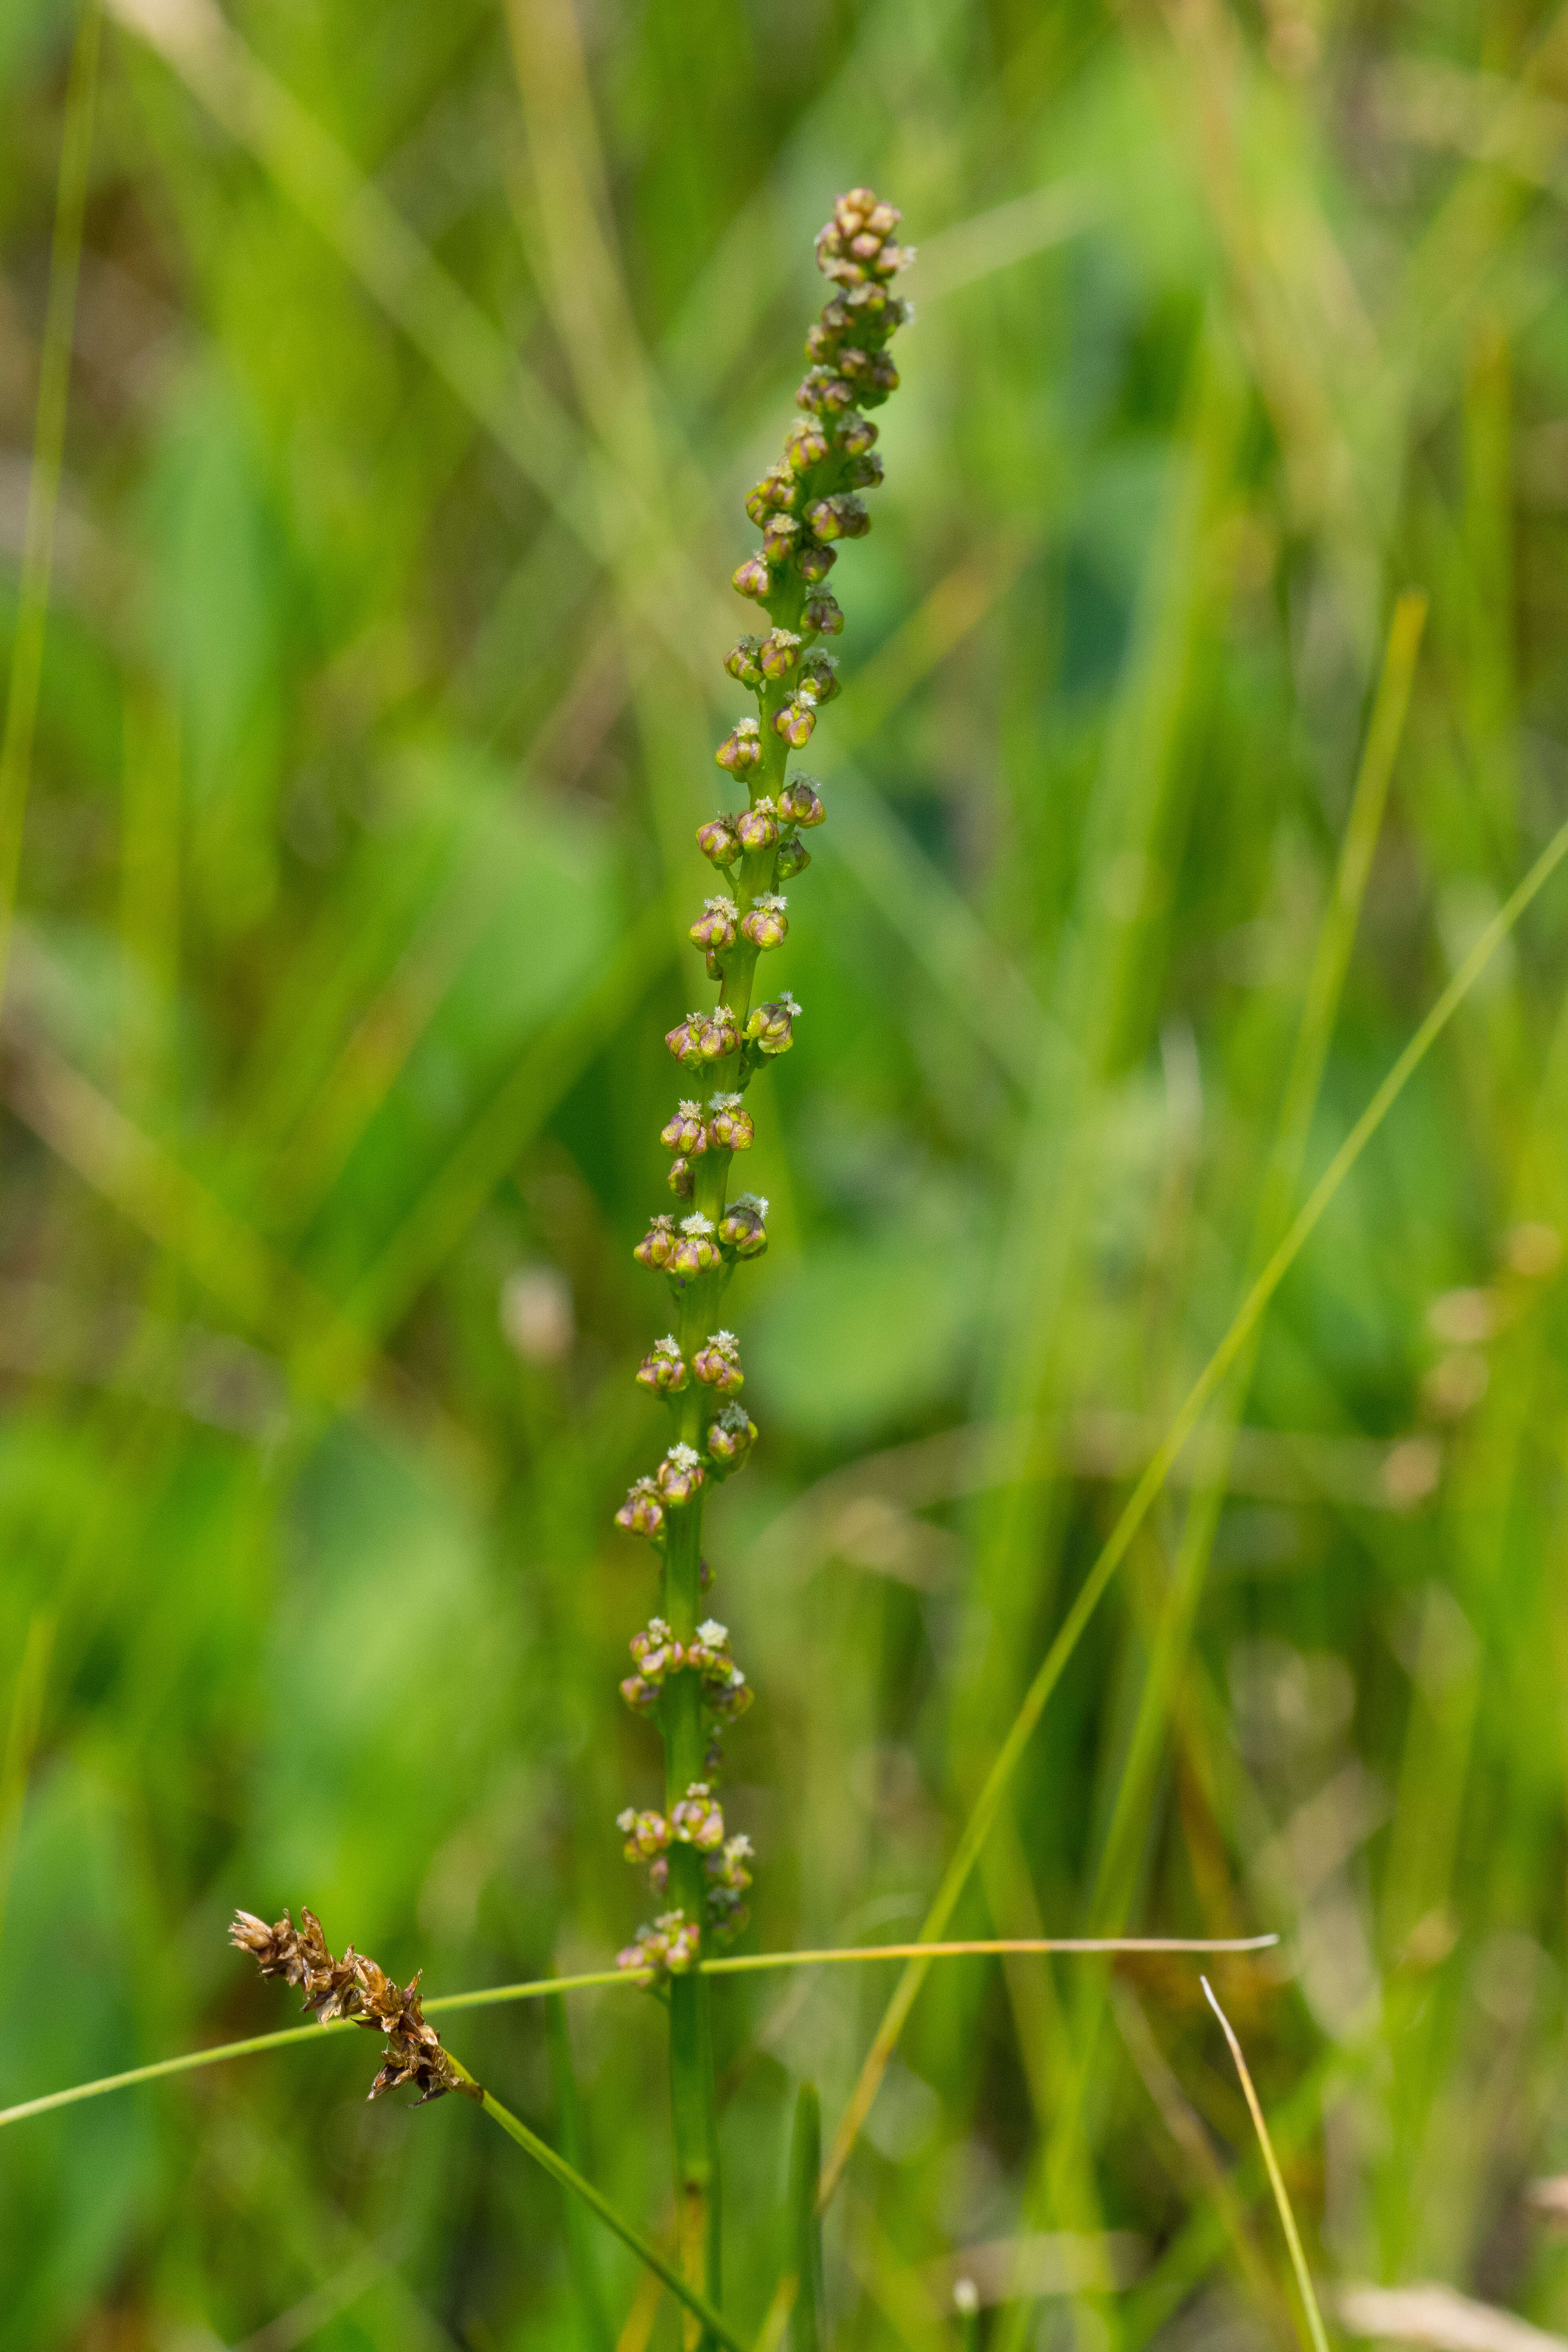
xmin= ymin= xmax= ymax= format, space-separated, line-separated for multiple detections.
xmin=610 ymin=182 xmax=913 ymax=2325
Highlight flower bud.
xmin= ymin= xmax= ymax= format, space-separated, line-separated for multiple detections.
xmin=671 ymin=1215 xmax=721 ymax=1275
xmin=636 ymin=1336 xmax=688 ymax=1396
xmin=630 ymin=1615 xmax=676 ymax=1677
xmin=696 ymin=814 xmax=741 ymax=868
xmin=740 ymin=894 xmax=788 ymax=949
xmin=732 ymin=554 xmax=771 ymax=601
xmin=775 ymin=835 xmax=812 ymax=880
xmin=670 ymin=1781 xmax=726 ymax=1852
xmin=805 ymin=494 xmax=869 ymax=543
xmin=773 ymin=700 xmax=816 ymax=748
xmin=724 ymin=636 xmax=764 ymax=687
xmin=803 ymin=589 xmax=844 ymax=635
xmin=692 ymin=1328 xmax=744 ymax=1390
xmin=761 ymin=512 xmax=800 ymax=562
xmin=799 ymin=651 xmax=840 ymax=704
xmin=717 ymin=1192 xmax=769 ymax=1255
xmin=736 ymin=799 xmax=779 ymax=853
xmin=785 ymin=417 xmax=830 ymax=472
xmin=796 ymin=367 xmax=855 ymax=416
xmin=758 ymin=628 xmax=802 ymax=681
xmin=837 ymin=414 xmax=877 ymax=457
xmin=745 ymin=995 xmax=798 ymax=1055
xmin=615 ymin=1477 xmax=665 ymax=1539
xmin=665 ymin=1013 xmax=702 ymax=1064
xmin=795 ymin=539 xmax=836 ymax=583
xmin=744 ymin=465 xmax=798 ymax=524
xmin=634 ymin=1214 xmax=677 ymax=1269
xmin=661 ymin=1100 xmax=707 ymax=1156
xmin=690 ymin=895 xmax=739 ymax=950
xmin=693 ymin=1004 xmax=740 ymax=1060
xmin=656 ymin=1441 xmax=707 ymax=1504
xmin=668 ymin=1156 xmax=694 ymax=1198
xmin=707 ymin=1400 xmax=759 ymax=1464
xmin=618 ymin=1805 xmax=671 ymax=1863
xmin=844 ymin=451 xmax=885 ymax=490
xmin=777 ymin=776 xmax=826 ymax=827
xmin=706 ymin=1094 xmax=754 ymax=1151
xmin=716 ymin=719 xmax=762 ymax=775
xmin=620 ymin=1673 xmax=657 ymax=1714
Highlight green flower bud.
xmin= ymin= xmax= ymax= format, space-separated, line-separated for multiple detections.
xmin=670 ymin=1215 xmax=721 ymax=1276
xmin=634 ymin=1214 xmax=677 ymax=1269
xmin=696 ymin=814 xmax=741 ymax=867
xmin=716 ymin=718 xmax=762 ymax=775
xmin=845 ymin=451 xmax=884 ymax=490
xmin=692 ymin=1329 xmax=744 ymax=1391
xmin=775 ymin=835 xmax=812 ymax=880
xmin=774 ymin=699 xmax=816 ymax=748
xmin=761 ymin=512 xmax=800 ymax=561
xmin=717 ymin=1192 xmax=769 ymax=1255
xmin=693 ymin=1004 xmax=740 ymax=1060
xmin=777 ymin=776 xmax=826 ymax=827
xmin=660 ymin=1101 xmax=707 ymax=1155
xmin=802 ymin=589 xmax=844 ymax=635
xmin=740 ymin=894 xmax=788 ymax=949
xmin=668 ymin=1156 xmax=694 ymax=1199
xmin=745 ymin=995 xmax=799 ymax=1056
xmin=732 ymin=554 xmax=771 ymax=600
xmin=799 ymin=650 xmax=840 ymax=702
xmin=618 ymin=1805 xmax=671 ymax=1862
xmin=725 ymin=636 xmax=764 ymax=687
xmin=795 ymin=539 xmax=836 ymax=583
xmin=805 ymin=493 xmax=869 ymax=543
xmin=837 ymin=414 xmax=878 ymax=457
xmin=736 ymin=799 xmax=779 ymax=853
xmin=690 ymin=895 xmax=739 ymax=950
xmin=706 ymin=1094 xmax=754 ymax=1151
xmin=785 ymin=417 xmax=829 ymax=472
xmin=758 ymin=628 xmax=803 ymax=681
xmin=656 ymin=1441 xmax=707 ymax=1503
xmin=636 ymin=1335 xmax=688 ymax=1396
xmin=670 ymin=1781 xmax=726 ymax=1851
xmin=707 ymin=1400 xmax=759 ymax=1464
xmin=615 ymin=1477 xmax=665 ymax=1538
xmin=665 ymin=1013 xmax=704 ymax=1064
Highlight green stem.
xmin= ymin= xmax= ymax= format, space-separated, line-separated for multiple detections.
xmin=476 ymin=2083 xmax=746 ymax=2352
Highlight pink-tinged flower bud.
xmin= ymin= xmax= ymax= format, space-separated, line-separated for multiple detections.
xmin=736 ymin=799 xmax=779 ymax=853
xmin=690 ymin=895 xmax=739 ymax=951
xmin=837 ymin=413 xmax=878 ymax=457
xmin=706 ymin=1094 xmax=754 ymax=1151
xmin=758 ymin=628 xmax=802 ymax=681
xmin=693 ymin=1004 xmax=740 ymax=1060
xmin=673 ymin=1213 xmax=722 ymax=1272
xmin=740 ymin=894 xmax=788 ymax=949
xmin=630 ymin=1615 xmax=675 ymax=1675
xmin=669 ymin=1156 xmax=695 ymax=1198
xmin=636 ymin=1336 xmax=688 ymax=1396
xmin=775 ymin=836 xmax=812 ymax=881
xmin=656 ymin=1441 xmax=707 ymax=1503
xmin=761 ymin=512 xmax=800 ymax=562
xmin=773 ymin=700 xmax=816 ymax=748
xmin=745 ymin=995 xmax=798 ymax=1056
xmin=796 ymin=368 xmax=855 ymax=416
xmin=661 ymin=1100 xmax=707 ymax=1156
xmin=777 ymin=776 xmax=826 ymax=827
xmin=748 ymin=463 xmax=799 ymax=529
xmin=799 ymin=650 xmax=840 ymax=703
xmin=803 ymin=589 xmax=844 ymax=636
xmin=696 ymin=814 xmax=741 ymax=868
xmin=845 ymin=451 xmax=885 ymax=490
xmin=670 ymin=1782 xmax=726 ymax=1852
xmin=615 ymin=1477 xmax=665 ymax=1539
xmin=795 ymin=539 xmax=836 ymax=583
xmin=717 ymin=1192 xmax=769 ymax=1255
xmin=716 ymin=719 xmax=762 ymax=775
xmin=861 ymin=353 xmax=899 ymax=405
xmin=692 ymin=1329 xmax=744 ymax=1391
xmin=805 ymin=494 xmax=870 ymax=543
xmin=725 ymin=635 xmax=763 ymax=687
xmin=866 ymin=200 xmax=901 ymax=234
xmin=707 ymin=1401 xmax=759 ymax=1466
xmin=618 ymin=1805 xmax=671 ymax=1863
xmin=620 ymin=1674 xmax=657 ymax=1713
xmin=665 ymin=1013 xmax=702 ymax=1063
xmin=732 ymin=554 xmax=771 ymax=601
xmin=634 ymin=1214 xmax=677 ymax=1269
xmin=785 ymin=417 xmax=830 ymax=473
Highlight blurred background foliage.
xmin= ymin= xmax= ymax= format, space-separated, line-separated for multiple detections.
xmin=5 ymin=0 xmax=1568 ymax=2345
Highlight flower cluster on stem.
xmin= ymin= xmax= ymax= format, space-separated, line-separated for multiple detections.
xmin=612 ymin=185 xmax=909 ymax=2332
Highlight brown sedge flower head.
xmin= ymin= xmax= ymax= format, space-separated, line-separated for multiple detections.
xmin=229 ymin=1908 xmax=477 ymax=2104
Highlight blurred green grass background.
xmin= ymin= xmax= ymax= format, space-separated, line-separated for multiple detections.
xmin=6 ymin=0 xmax=1568 ymax=2345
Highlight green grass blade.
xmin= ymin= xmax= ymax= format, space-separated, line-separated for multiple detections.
xmin=787 ymin=2083 xmax=824 ymax=2352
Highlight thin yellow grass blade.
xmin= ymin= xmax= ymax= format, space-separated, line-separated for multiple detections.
xmin=1201 ymin=1976 xmax=1334 ymax=2352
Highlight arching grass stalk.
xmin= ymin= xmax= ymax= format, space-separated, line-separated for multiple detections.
xmin=611 ymin=185 xmax=912 ymax=2337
